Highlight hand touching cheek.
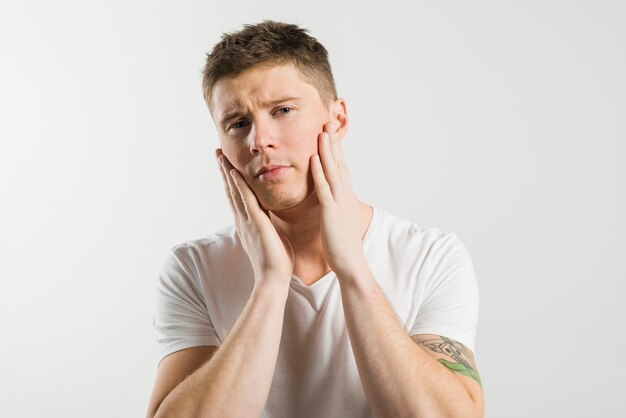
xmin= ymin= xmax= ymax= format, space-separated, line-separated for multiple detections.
xmin=310 ymin=123 xmax=367 ymax=278
xmin=216 ymin=149 xmax=295 ymax=289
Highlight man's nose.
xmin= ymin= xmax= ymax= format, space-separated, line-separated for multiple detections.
xmin=249 ymin=119 xmax=276 ymax=155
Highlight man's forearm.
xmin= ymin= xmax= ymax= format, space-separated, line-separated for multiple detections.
xmin=155 ymin=282 xmax=289 ymax=418
xmin=338 ymin=266 xmax=482 ymax=418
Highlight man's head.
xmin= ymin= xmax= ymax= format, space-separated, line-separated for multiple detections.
xmin=202 ymin=20 xmax=337 ymax=112
xmin=202 ymin=21 xmax=348 ymax=212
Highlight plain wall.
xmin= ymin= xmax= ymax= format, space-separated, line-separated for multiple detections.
xmin=1 ymin=0 xmax=624 ymax=416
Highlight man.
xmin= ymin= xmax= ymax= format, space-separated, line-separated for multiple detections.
xmin=147 ymin=20 xmax=484 ymax=418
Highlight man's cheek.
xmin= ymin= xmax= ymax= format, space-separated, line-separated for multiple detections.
xmin=221 ymin=148 xmax=244 ymax=172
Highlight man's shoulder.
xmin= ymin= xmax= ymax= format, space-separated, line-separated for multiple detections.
xmin=158 ymin=224 xmax=250 ymax=292
xmin=372 ymin=207 xmax=473 ymax=267
xmin=375 ymin=207 xmax=451 ymax=245
xmin=169 ymin=224 xmax=240 ymax=261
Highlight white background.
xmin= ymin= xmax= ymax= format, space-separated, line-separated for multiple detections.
xmin=1 ymin=1 xmax=624 ymax=417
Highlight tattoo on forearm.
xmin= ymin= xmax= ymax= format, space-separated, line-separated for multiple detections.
xmin=417 ymin=336 xmax=482 ymax=387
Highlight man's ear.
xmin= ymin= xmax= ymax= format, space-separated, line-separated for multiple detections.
xmin=329 ymin=98 xmax=349 ymax=141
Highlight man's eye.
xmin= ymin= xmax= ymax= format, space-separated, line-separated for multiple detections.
xmin=231 ymin=120 xmax=249 ymax=130
xmin=275 ymin=107 xmax=293 ymax=115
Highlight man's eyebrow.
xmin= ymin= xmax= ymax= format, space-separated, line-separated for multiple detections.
xmin=220 ymin=96 xmax=303 ymax=126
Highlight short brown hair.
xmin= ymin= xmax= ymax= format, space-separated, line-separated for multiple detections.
xmin=201 ymin=20 xmax=337 ymax=110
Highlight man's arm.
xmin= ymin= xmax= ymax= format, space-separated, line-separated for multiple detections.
xmin=148 ymin=282 xmax=289 ymax=418
xmin=309 ymin=121 xmax=483 ymax=417
xmin=146 ymin=345 xmax=219 ymax=418
xmin=148 ymin=149 xmax=294 ymax=417
xmin=410 ymin=334 xmax=482 ymax=389
xmin=338 ymin=270 xmax=484 ymax=418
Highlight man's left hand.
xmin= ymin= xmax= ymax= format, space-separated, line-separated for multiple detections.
xmin=311 ymin=122 xmax=368 ymax=279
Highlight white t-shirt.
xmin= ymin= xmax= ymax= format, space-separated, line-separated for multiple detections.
xmin=153 ymin=206 xmax=479 ymax=417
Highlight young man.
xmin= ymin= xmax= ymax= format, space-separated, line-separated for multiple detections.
xmin=147 ymin=21 xmax=484 ymax=418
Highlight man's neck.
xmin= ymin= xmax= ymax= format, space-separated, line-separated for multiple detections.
xmin=268 ymin=191 xmax=323 ymax=251
xmin=268 ymin=193 xmax=373 ymax=274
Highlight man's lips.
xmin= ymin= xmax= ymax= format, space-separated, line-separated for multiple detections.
xmin=254 ymin=164 xmax=291 ymax=178
xmin=256 ymin=166 xmax=291 ymax=181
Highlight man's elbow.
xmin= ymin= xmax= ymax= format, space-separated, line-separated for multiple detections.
xmin=465 ymin=397 xmax=485 ymax=418
xmin=446 ymin=391 xmax=484 ymax=418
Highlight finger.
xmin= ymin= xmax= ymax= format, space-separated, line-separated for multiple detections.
xmin=217 ymin=155 xmax=239 ymax=219
xmin=310 ymin=153 xmax=334 ymax=206
xmin=324 ymin=122 xmax=348 ymax=173
xmin=218 ymin=153 xmax=266 ymax=219
xmin=324 ymin=122 xmax=354 ymax=188
xmin=318 ymin=131 xmax=343 ymax=198
xmin=229 ymin=167 xmax=264 ymax=220
xmin=220 ymin=156 xmax=248 ymax=221
xmin=226 ymin=168 xmax=249 ymax=222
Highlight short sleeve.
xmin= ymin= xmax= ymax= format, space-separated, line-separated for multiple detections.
xmin=153 ymin=247 xmax=221 ymax=364
xmin=410 ymin=233 xmax=479 ymax=353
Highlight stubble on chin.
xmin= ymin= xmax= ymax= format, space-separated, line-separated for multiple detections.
xmin=252 ymin=163 xmax=316 ymax=212
xmin=256 ymin=189 xmax=306 ymax=212
xmin=254 ymin=181 xmax=316 ymax=212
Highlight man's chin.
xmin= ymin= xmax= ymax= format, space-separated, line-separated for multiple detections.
xmin=259 ymin=189 xmax=317 ymax=213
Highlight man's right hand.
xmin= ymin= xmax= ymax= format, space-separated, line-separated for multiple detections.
xmin=216 ymin=149 xmax=295 ymax=288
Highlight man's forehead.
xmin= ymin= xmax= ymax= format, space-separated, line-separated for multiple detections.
xmin=211 ymin=63 xmax=318 ymax=114
xmin=219 ymin=93 xmax=303 ymax=112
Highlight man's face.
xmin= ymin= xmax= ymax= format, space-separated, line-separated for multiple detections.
xmin=211 ymin=63 xmax=341 ymax=212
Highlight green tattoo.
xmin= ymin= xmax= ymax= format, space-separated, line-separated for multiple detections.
xmin=437 ymin=359 xmax=482 ymax=386
xmin=419 ymin=336 xmax=482 ymax=387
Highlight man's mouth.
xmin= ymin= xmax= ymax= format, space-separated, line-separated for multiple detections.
xmin=255 ymin=164 xmax=291 ymax=179
xmin=256 ymin=165 xmax=291 ymax=181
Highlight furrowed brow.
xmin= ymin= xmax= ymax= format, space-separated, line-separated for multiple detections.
xmin=220 ymin=97 xmax=303 ymax=126
xmin=220 ymin=111 xmax=243 ymax=127
xmin=260 ymin=96 xmax=303 ymax=107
